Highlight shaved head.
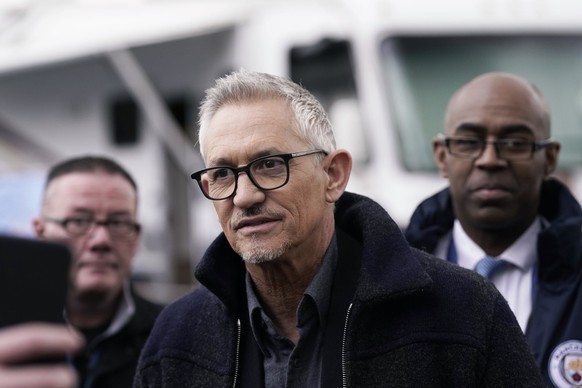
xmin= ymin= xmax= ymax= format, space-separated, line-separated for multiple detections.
xmin=434 ymin=72 xmax=560 ymax=255
xmin=445 ymin=72 xmax=551 ymax=137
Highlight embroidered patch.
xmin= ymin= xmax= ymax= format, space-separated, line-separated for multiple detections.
xmin=549 ymin=340 xmax=582 ymax=387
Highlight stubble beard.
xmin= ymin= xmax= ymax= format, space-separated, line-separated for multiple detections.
xmin=240 ymin=233 xmax=291 ymax=264
xmin=232 ymin=206 xmax=291 ymax=264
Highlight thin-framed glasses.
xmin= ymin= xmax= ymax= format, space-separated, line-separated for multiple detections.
xmin=437 ymin=134 xmax=554 ymax=161
xmin=43 ymin=216 xmax=140 ymax=239
xmin=191 ymin=149 xmax=328 ymax=200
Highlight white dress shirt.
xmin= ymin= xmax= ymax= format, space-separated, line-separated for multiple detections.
xmin=434 ymin=218 xmax=541 ymax=332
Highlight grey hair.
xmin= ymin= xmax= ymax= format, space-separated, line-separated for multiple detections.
xmin=198 ymin=69 xmax=336 ymax=159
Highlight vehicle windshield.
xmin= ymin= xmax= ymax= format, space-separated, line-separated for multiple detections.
xmin=381 ymin=35 xmax=582 ymax=172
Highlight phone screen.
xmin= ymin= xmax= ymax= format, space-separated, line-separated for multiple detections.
xmin=0 ymin=235 xmax=70 ymax=328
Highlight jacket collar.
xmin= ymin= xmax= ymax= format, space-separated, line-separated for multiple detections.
xmin=405 ymin=178 xmax=582 ymax=275
xmin=334 ymin=192 xmax=432 ymax=304
xmin=195 ymin=192 xmax=432 ymax=312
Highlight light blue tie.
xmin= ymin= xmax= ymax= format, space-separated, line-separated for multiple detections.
xmin=474 ymin=256 xmax=510 ymax=279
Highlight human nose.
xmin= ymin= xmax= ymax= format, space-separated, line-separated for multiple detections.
xmin=232 ymin=172 xmax=265 ymax=208
xmin=475 ymin=140 xmax=506 ymax=166
xmin=86 ymin=221 xmax=113 ymax=241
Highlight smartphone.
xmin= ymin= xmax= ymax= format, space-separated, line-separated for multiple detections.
xmin=0 ymin=235 xmax=70 ymax=327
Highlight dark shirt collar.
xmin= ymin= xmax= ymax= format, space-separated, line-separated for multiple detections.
xmin=303 ymin=233 xmax=337 ymax=328
xmin=246 ymin=233 xmax=338 ymax=342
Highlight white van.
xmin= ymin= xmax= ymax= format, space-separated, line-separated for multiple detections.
xmin=1 ymin=0 xmax=581 ymax=299
xmin=231 ymin=0 xmax=582 ymax=227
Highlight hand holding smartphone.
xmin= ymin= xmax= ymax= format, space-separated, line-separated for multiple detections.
xmin=0 ymin=235 xmax=79 ymax=376
xmin=0 ymin=322 xmax=82 ymax=388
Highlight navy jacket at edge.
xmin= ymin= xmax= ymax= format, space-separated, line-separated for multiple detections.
xmin=135 ymin=191 xmax=543 ymax=387
xmin=405 ymin=178 xmax=582 ymax=387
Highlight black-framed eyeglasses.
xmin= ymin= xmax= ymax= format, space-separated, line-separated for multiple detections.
xmin=437 ymin=134 xmax=554 ymax=161
xmin=43 ymin=216 xmax=141 ymax=239
xmin=191 ymin=149 xmax=328 ymax=200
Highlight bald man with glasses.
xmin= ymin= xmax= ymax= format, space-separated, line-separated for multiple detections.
xmin=405 ymin=72 xmax=582 ymax=387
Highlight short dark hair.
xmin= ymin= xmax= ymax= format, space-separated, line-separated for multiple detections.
xmin=45 ymin=155 xmax=137 ymax=193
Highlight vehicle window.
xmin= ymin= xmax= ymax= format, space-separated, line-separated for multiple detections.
xmin=381 ymin=35 xmax=582 ymax=171
xmin=290 ymin=39 xmax=369 ymax=165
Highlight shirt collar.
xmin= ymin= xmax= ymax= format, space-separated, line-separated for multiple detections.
xmin=453 ymin=217 xmax=541 ymax=272
xmin=66 ymin=281 xmax=136 ymax=346
xmin=302 ymin=233 xmax=337 ymax=328
xmin=246 ymin=233 xmax=338 ymax=336
xmin=103 ymin=280 xmax=135 ymax=337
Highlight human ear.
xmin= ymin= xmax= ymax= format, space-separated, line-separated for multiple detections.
xmin=32 ymin=217 xmax=45 ymax=238
xmin=324 ymin=149 xmax=352 ymax=203
xmin=433 ymin=138 xmax=448 ymax=178
xmin=544 ymin=141 xmax=561 ymax=176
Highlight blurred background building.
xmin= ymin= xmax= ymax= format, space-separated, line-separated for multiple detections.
xmin=1 ymin=0 xmax=582 ymax=302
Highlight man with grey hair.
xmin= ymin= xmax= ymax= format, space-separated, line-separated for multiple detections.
xmin=135 ymin=70 xmax=543 ymax=387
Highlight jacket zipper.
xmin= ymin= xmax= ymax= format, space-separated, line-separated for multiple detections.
xmin=233 ymin=319 xmax=241 ymax=388
xmin=342 ymin=303 xmax=353 ymax=388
